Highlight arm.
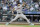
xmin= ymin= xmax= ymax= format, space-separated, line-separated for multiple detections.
xmin=12 ymin=8 xmax=15 ymax=14
xmin=12 ymin=8 xmax=16 ymax=16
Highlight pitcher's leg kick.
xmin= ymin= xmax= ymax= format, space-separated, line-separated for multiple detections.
xmin=20 ymin=14 xmax=34 ymax=25
xmin=6 ymin=14 xmax=34 ymax=25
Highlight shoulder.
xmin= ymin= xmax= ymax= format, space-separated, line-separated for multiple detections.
xmin=14 ymin=6 xmax=17 ymax=8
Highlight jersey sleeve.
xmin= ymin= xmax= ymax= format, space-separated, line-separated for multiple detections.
xmin=14 ymin=6 xmax=17 ymax=10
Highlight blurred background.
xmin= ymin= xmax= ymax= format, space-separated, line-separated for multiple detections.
xmin=0 ymin=0 xmax=40 ymax=23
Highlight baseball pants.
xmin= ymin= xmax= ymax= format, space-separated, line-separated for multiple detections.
xmin=8 ymin=14 xmax=31 ymax=24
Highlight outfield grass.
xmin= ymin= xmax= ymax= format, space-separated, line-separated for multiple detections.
xmin=22 ymin=25 xmax=40 ymax=27
xmin=8 ymin=25 xmax=40 ymax=27
xmin=0 ymin=24 xmax=40 ymax=27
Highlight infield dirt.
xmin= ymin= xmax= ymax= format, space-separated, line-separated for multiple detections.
xmin=0 ymin=25 xmax=24 ymax=27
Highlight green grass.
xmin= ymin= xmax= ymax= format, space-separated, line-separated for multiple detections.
xmin=9 ymin=25 xmax=40 ymax=27
xmin=8 ymin=24 xmax=40 ymax=27
xmin=0 ymin=24 xmax=40 ymax=27
xmin=23 ymin=25 xmax=40 ymax=27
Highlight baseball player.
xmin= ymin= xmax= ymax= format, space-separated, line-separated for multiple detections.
xmin=6 ymin=4 xmax=34 ymax=25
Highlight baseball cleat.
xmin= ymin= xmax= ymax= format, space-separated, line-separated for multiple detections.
xmin=30 ymin=23 xmax=34 ymax=25
xmin=5 ymin=22 xmax=9 ymax=25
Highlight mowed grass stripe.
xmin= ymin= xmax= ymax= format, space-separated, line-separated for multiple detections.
xmin=0 ymin=24 xmax=40 ymax=27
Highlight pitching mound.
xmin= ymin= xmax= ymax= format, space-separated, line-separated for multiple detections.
xmin=0 ymin=25 xmax=24 ymax=27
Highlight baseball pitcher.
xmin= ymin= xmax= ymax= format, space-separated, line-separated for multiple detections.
xmin=6 ymin=4 xmax=34 ymax=25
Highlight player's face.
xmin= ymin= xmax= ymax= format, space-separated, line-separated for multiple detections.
xmin=18 ymin=4 xmax=20 ymax=6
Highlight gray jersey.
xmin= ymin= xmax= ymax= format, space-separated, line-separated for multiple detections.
xmin=14 ymin=5 xmax=23 ymax=14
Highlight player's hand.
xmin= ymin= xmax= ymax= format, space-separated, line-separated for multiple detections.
xmin=13 ymin=14 xmax=15 ymax=16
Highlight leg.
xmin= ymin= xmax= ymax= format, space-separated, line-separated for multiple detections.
xmin=21 ymin=14 xmax=31 ymax=23
xmin=6 ymin=14 xmax=19 ymax=25
xmin=21 ymin=14 xmax=34 ymax=25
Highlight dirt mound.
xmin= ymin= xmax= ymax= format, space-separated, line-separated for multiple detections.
xmin=0 ymin=25 xmax=24 ymax=27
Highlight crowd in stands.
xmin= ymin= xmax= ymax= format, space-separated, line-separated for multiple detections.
xmin=0 ymin=0 xmax=40 ymax=12
xmin=0 ymin=0 xmax=40 ymax=22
